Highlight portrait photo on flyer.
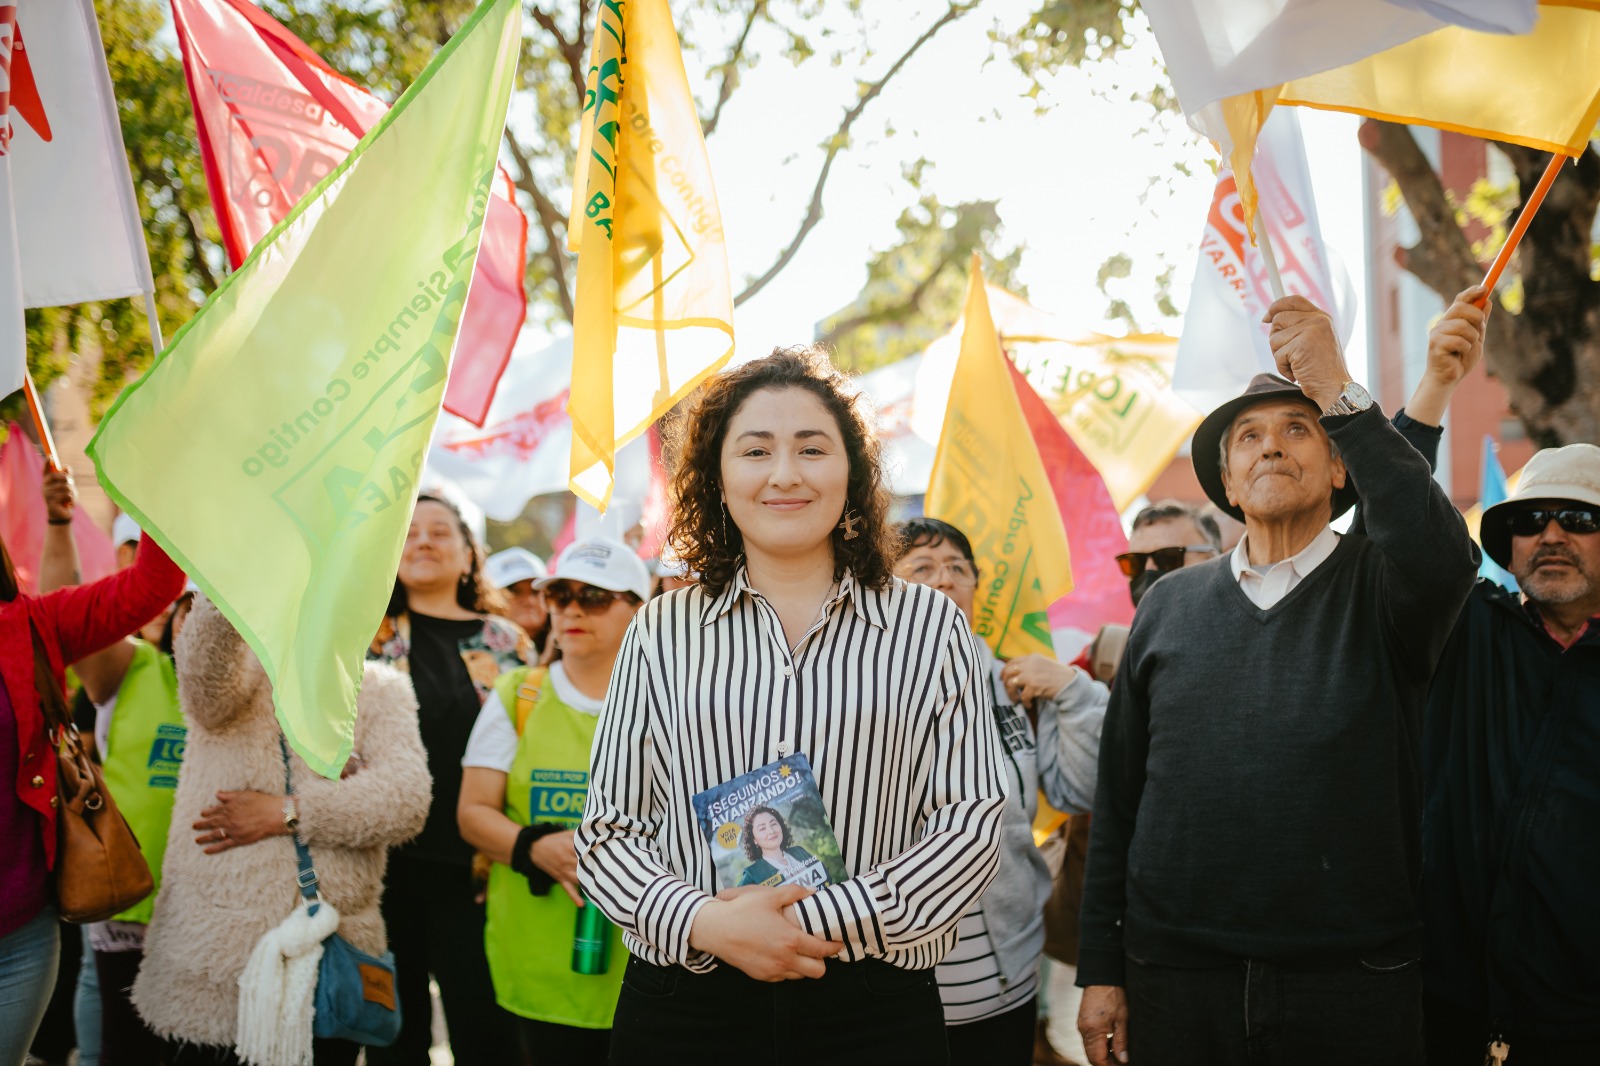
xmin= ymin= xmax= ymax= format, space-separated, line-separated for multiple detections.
xmin=691 ymin=754 xmax=846 ymax=891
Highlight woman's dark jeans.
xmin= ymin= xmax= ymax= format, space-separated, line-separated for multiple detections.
xmin=611 ymin=955 xmax=950 ymax=1065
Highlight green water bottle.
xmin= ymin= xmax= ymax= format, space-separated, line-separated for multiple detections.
xmin=572 ymin=894 xmax=612 ymax=975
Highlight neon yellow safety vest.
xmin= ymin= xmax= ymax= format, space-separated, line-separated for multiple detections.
xmin=100 ymin=641 xmax=185 ymax=925
xmin=484 ymin=667 xmax=626 ymax=1027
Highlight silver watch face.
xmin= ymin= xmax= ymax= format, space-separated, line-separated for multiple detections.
xmin=1342 ymin=381 xmax=1373 ymax=409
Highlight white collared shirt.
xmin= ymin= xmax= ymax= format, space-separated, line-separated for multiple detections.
xmin=1230 ymin=526 xmax=1341 ymax=609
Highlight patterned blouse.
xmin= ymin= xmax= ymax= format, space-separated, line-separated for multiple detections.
xmin=367 ymin=611 xmax=529 ymax=704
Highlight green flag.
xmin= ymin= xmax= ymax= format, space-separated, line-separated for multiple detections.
xmin=89 ymin=0 xmax=522 ymax=778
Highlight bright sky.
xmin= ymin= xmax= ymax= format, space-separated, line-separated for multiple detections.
xmin=684 ymin=0 xmax=1371 ymax=384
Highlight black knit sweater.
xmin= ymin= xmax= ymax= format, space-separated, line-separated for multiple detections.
xmin=1077 ymin=406 xmax=1477 ymax=987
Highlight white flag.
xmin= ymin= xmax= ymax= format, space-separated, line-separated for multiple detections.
xmin=1140 ymin=0 xmax=1536 ymax=146
xmin=2 ymin=0 xmax=153 ymax=396
xmin=11 ymin=0 xmax=151 ymax=306
xmin=427 ymin=335 xmax=576 ymax=522
xmin=1 ymin=5 xmax=29 ymax=394
xmin=1174 ymin=109 xmax=1355 ymax=412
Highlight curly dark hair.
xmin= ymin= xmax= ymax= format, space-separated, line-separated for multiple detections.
xmin=386 ymin=493 xmax=503 ymax=617
xmin=666 ymin=346 xmax=895 ymax=596
xmin=740 ymin=805 xmax=794 ymax=861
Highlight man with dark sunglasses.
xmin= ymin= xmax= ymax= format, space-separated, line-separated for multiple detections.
xmin=1115 ymin=502 xmax=1223 ymax=609
xmin=1370 ymin=293 xmax=1600 ymax=1063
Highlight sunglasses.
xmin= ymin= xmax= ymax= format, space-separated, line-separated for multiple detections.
xmin=542 ymin=582 xmax=634 ymax=611
xmin=1506 ymin=508 xmax=1600 ymax=538
xmin=1114 ymin=545 xmax=1217 ymax=579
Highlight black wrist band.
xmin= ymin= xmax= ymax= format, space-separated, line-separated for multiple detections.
xmin=47 ymin=517 xmax=72 ymax=526
xmin=509 ymin=822 xmax=563 ymax=896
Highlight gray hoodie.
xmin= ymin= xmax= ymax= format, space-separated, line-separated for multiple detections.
xmin=953 ymin=641 xmax=1107 ymax=994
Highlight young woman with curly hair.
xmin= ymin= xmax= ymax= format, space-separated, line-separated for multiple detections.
xmin=577 ymin=346 xmax=1007 ymax=1064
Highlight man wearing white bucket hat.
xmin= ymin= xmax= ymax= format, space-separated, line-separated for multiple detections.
xmin=1403 ymin=437 xmax=1600 ymax=1062
xmin=1349 ymin=286 xmax=1600 ymax=1062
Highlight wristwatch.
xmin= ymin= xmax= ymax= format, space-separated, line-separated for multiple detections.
xmin=283 ymin=797 xmax=300 ymax=835
xmin=1323 ymin=380 xmax=1373 ymax=417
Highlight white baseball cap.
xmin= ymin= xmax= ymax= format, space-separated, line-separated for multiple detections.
xmin=536 ymin=536 xmax=651 ymax=603
xmin=484 ymin=547 xmax=547 ymax=590
xmin=112 ymin=513 xmax=141 ymax=547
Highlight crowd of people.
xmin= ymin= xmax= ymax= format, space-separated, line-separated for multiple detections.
xmin=2 ymin=288 xmax=1597 ymax=1066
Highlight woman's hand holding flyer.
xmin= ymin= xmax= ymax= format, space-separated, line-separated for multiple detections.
xmin=688 ymin=883 xmax=843 ymax=981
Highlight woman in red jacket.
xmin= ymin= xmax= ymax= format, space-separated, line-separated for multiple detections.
xmin=0 ymin=512 xmax=184 ymax=1066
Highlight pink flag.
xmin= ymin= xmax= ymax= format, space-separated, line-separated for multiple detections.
xmin=1007 ymin=360 xmax=1135 ymax=635
xmin=170 ymin=0 xmax=528 ymax=425
xmin=0 ymin=423 xmax=115 ymax=593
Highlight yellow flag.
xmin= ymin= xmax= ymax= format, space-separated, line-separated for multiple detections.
xmin=1024 ymin=333 xmax=1199 ymax=512
xmin=982 ymin=286 xmax=1200 ymax=512
xmin=926 ymin=259 xmax=1073 ymax=660
xmin=567 ymin=0 xmax=734 ymax=510
xmin=1226 ymin=2 xmax=1600 ymax=234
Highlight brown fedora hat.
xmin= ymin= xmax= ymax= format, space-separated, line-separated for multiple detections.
xmin=1190 ymin=373 xmax=1359 ymax=524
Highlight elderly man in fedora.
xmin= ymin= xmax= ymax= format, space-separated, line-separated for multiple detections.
xmin=1075 ymin=294 xmax=1478 ymax=1066
xmin=1351 ymin=285 xmax=1600 ymax=1065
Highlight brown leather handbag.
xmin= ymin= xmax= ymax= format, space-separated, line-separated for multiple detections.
xmin=31 ymin=622 xmax=153 ymax=923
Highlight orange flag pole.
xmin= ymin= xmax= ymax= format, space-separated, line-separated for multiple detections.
xmin=1477 ymin=151 xmax=1568 ymax=307
xmin=21 ymin=372 xmax=61 ymax=471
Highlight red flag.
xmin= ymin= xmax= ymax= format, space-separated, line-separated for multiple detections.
xmin=1006 ymin=358 xmax=1134 ymax=635
xmin=169 ymin=0 xmax=528 ymax=425
xmin=0 ymin=423 xmax=115 ymax=593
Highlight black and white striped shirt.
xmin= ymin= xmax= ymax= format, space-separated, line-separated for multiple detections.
xmin=576 ymin=567 xmax=1007 ymax=972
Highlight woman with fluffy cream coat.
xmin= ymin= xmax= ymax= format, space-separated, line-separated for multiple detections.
xmin=132 ymin=596 xmax=431 ymax=1060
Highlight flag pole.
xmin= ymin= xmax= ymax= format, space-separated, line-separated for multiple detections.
xmin=1476 ymin=151 xmax=1567 ymax=308
xmin=1254 ymin=208 xmax=1287 ymax=301
xmin=142 ymin=290 xmax=165 ymax=355
xmin=21 ymin=371 xmax=61 ymax=471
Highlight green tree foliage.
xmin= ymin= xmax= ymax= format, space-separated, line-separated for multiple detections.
xmin=18 ymin=0 xmax=1011 ymax=426
xmin=1003 ymin=0 xmax=1137 ymax=73
xmin=816 ymin=197 xmax=1023 ymax=374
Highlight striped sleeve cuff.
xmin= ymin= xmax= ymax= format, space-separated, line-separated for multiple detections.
xmin=790 ymin=872 xmax=888 ymax=959
xmin=635 ymin=875 xmax=716 ymax=970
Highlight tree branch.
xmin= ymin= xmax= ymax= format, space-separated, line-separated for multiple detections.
xmin=1496 ymin=141 xmax=1600 ymax=314
xmin=815 ymin=252 xmax=961 ymax=348
xmin=530 ymin=1 xmax=591 ymax=107
xmin=1358 ymin=119 xmax=1533 ymax=368
xmin=181 ymin=208 xmax=220 ymax=295
xmin=1359 ymin=121 xmax=1480 ymax=293
xmin=1363 ymin=120 xmax=1600 ymax=445
xmin=701 ymin=0 xmax=764 ymax=138
xmin=732 ymin=0 xmax=978 ymax=308
xmin=142 ymin=162 xmax=218 ymax=295
xmin=503 ymin=127 xmax=576 ymax=323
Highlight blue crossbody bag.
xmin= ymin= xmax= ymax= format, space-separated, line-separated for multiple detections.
xmin=279 ymin=736 xmax=403 ymax=1047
